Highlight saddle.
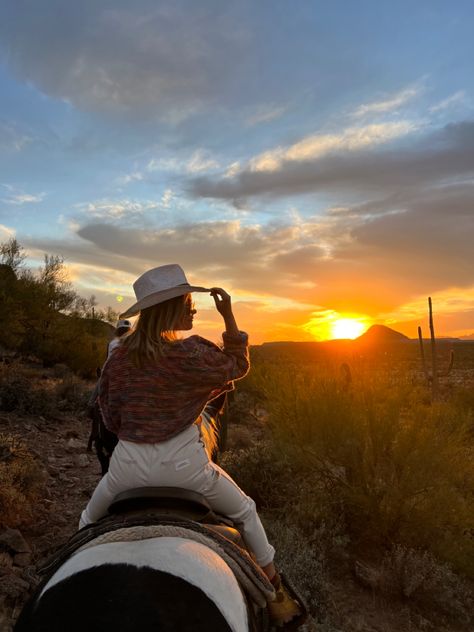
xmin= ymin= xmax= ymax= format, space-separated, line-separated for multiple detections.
xmin=107 ymin=486 xmax=244 ymax=546
xmin=39 ymin=487 xmax=254 ymax=577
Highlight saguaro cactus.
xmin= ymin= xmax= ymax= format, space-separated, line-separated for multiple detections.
xmin=418 ymin=297 xmax=454 ymax=399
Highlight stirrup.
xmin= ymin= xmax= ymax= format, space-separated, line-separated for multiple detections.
xmin=268 ymin=572 xmax=308 ymax=629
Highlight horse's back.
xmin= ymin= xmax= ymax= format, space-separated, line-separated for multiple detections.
xmin=15 ymin=537 xmax=247 ymax=632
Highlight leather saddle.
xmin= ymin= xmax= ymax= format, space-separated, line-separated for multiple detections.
xmin=107 ymin=486 xmax=243 ymax=546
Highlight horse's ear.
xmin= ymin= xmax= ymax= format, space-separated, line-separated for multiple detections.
xmin=96 ymin=366 xmax=102 ymax=378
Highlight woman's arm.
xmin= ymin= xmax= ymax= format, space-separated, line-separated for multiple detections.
xmin=209 ymin=287 xmax=239 ymax=337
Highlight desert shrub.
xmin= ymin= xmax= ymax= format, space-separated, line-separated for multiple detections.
xmin=244 ymin=362 xmax=474 ymax=577
xmin=54 ymin=375 xmax=92 ymax=412
xmin=380 ymin=545 xmax=473 ymax=625
xmin=0 ymin=362 xmax=92 ymax=416
xmin=0 ymin=365 xmax=56 ymax=416
xmin=220 ymin=441 xmax=294 ymax=509
xmin=263 ymin=517 xmax=327 ymax=618
xmin=221 ymin=440 xmax=348 ymax=560
xmin=0 ymin=434 xmax=46 ymax=528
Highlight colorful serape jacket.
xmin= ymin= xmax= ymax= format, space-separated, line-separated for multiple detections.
xmin=98 ymin=332 xmax=249 ymax=444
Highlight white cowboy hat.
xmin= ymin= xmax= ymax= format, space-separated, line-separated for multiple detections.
xmin=115 ymin=319 xmax=132 ymax=329
xmin=119 ymin=264 xmax=209 ymax=318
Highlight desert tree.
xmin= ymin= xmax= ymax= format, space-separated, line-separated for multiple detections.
xmin=0 ymin=237 xmax=26 ymax=275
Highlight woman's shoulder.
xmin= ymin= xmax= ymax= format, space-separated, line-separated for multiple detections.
xmin=179 ymin=335 xmax=221 ymax=354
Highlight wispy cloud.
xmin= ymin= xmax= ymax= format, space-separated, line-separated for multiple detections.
xmin=248 ymin=121 xmax=417 ymax=172
xmin=185 ymin=150 xmax=219 ymax=173
xmin=161 ymin=189 xmax=173 ymax=208
xmin=116 ymin=171 xmax=144 ymax=186
xmin=0 ymin=122 xmax=33 ymax=151
xmin=245 ymin=104 xmax=287 ymax=127
xmin=353 ymin=86 xmax=421 ymax=117
xmin=190 ymin=120 xmax=473 ymax=201
xmin=0 ymin=223 xmax=15 ymax=241
xmin=429 ymin=90 xmax=467 ymax=113
xmin=1 ymin=184 xmax=45 ymax=205
xmin=76 ymin=198 xmax=165 ymax=221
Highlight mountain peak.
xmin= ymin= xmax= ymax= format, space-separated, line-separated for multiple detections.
xmin=356 ymin=324 xmax=409 ymax=343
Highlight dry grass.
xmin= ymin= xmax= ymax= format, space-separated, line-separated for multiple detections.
xmin=0 ymin=362 xmax=92 ymax=416
xmin=0 ymin=434 xmax=46 ymax=528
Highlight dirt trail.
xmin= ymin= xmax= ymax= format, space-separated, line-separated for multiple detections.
xmin=0 ymin=410 xmax=100 ymax=630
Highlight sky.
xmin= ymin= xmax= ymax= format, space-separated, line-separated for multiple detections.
xmin=1 ymin=0 xmax=474 ymax=344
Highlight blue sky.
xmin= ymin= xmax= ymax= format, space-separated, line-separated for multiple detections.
xmin=1 ymin=1 xmax=473 ymax=342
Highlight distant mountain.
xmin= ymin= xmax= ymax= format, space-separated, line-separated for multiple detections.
xmin=460 ymin=333 xmax=474 ymax=340
xmin=356 ymin=324 xmax=410 ymax=343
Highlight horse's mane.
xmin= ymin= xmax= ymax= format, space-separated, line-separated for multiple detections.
xmin=199 ymin=411 xmax=218 ymax=459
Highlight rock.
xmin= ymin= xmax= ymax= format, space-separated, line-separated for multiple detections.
xmin=0 ymin=551 xmax=13 ymax=569
xmin=46 ymin=464 xmax=60 ymax=477
xmin=0 ymin=570 xmax=29 ymax=598
xmin=74 ymin=454 xmax=89 ymax=468
xmin=353 ymin=560 xmax=380 ymax=591
xmin=13 ymin=552 xmax=32 ymax=568
xmin=0 ymin=528 xmax=31 ymax=554
xmin=66 ymin=437 xmax=84 ymax=452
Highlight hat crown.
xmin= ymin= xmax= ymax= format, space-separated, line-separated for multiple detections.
xmin=133 ymin=264 xmax=189 ymax=301
xmin=115 ymin=319 xmax=131 ymax=329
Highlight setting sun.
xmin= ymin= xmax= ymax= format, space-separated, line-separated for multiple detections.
xmin=330 ymin=318 xmax=367 ymax=340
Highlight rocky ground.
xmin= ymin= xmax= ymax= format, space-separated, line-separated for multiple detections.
xmin=0 ymin=408 xmax=100 ymax=631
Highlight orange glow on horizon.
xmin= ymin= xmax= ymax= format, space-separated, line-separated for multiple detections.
xmin=330 ymin=318 xmax=367 ymax=339
xmin=302 ymin=310 xmax=371 ymax=341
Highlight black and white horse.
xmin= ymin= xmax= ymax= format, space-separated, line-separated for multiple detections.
xmin=15 ymin=533 xmax=250 ymax=631
xmin=14 ymin=487 xmax=275 ymax=632
xmin=15 ymin=394 xmax=282 ymax=631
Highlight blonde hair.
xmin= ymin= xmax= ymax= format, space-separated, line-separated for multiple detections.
xmin=123 ymin=293 xmax=191 ymax=368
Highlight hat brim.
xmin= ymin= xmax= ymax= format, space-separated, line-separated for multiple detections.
xmin=119 ymin=285 xmax=210 ymax=319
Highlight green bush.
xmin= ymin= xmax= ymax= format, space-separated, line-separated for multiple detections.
xmin=380 ymin=545 xmax=473 ymax=625
xmin=243 ymin=363 xmax=474 ymax=577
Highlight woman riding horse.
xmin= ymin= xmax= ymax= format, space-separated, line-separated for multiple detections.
xmin=79 ymin=264 xmax=303 ymax=628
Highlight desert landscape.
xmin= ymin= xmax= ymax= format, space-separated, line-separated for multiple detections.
xmin=1 ymin=318 xmax=473 ymax=631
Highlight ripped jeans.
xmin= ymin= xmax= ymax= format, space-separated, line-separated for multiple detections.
xmin=79 ymin=423 xmax=275 ymax=567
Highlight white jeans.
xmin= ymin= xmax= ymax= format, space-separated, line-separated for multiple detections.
xmin=80 ymin=424 xmax=275 ymax=567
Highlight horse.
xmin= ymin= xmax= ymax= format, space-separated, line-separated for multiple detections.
xmin=13 ymin=487 xmax=281 ymax=631
xmin=16 ymin=390 xmax=306 ymax=631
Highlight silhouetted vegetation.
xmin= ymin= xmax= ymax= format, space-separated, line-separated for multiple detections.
xmin=0 ymin=238 xmax=117 ymax=377
xmin=223 ymin=353 xmax=474 ymax=627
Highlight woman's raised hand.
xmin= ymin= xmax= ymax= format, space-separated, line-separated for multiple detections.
xmin=210 ymin=287 xmax=239 ymax=337
xmin=209 ymin=287 xmax=233 ymax=317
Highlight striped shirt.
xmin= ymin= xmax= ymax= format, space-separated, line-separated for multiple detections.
xmin=98 ymin=332 xmax=249 ymax=443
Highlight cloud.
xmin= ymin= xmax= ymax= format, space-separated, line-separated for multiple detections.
xmin=17 ymin=165 xmax=474 ymax=341
xmin=0 ymin=122 xmax=34 ymax=151
xmin=244 ymin=104 xmax=287 ymax=127
xmin=116 ymin=171 xmax=144 ymax=186
xmin=247 ymin=121 xmax=416 ymax=173
xmin=40 ymin=170 xmax=474 ymax=312
xmin=189 ymin=120 xmax=474 ymax=201
xmin=353 ymin=86 xmax=421 ymax=117
xmin=429 ymin=91 xmax=467 ymax=113
xmin=74 ymin=198 xmax=168 ymax=221
xmin=185 ymin=150 xmax=220 ymax=173
xmin=1 ymin=184 xmax=45 ymax=205
xmin=0 ymin=224 xmax=15 ymax=241
xmin=0 ymin=1 xmax=254 ymax=120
